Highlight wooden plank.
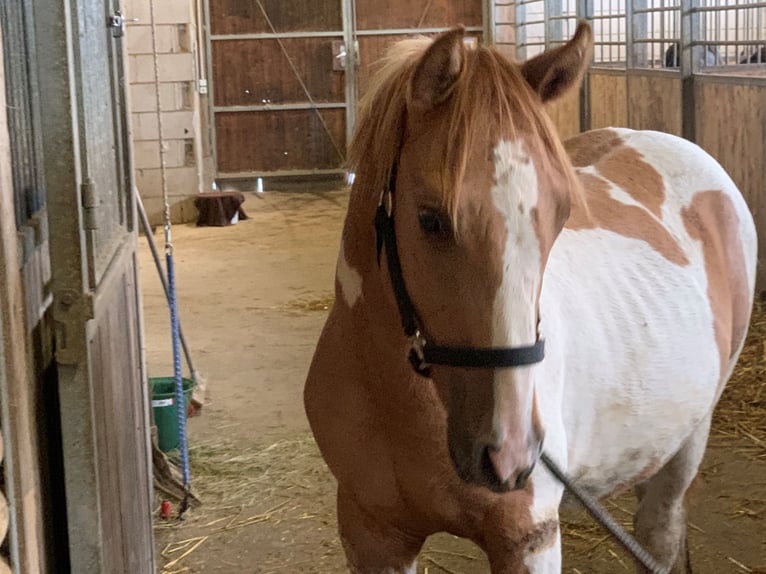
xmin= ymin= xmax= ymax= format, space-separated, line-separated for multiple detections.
xmin=589 ymin=72 xmax=628 ymax=129
xmin=215 ymin=109 xmax=346 ymax=173
xmin=357 ymin=31 xmax=484 ymax=99
xmin=694 ymin=79 xmax=766 ymax=290
xmin=0 ymin=26 xmax=45 ymax=573
xmin=545 ymin=89 xmax=580 ymax=140
xmin=89 ymin=248 xmax=152 ymax=573
xmin=210 ymin=0 xmax=342 ymax=35
xmin=356 ymin=0 xmax=482 ymax=30
xmin=212 ymin=38 xmax=345 ymax=106
xmin=627 ymin=74 xmax=682 ymax=136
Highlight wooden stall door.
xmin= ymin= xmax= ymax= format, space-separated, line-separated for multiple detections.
xmin=353 ymin=0 xmax=484 ymax=103
xmin=36 ymin=0 xmax=154 ymax=571
xmin=209 ymin=1 xmax=348 ymax=178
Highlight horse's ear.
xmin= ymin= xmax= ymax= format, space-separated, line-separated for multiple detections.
xmin=408 ymin=26 xmax=466 ymax=113
xmin=521 ymin=21 xmax=593 ymax=103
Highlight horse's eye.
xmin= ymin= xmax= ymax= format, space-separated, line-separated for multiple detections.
xmin=418 ymin=209 xmax=451 ymax=238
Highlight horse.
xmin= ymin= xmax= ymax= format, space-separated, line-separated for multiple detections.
xmin=663 ymin=42 xmax=721 ymax=68
xmin=740 ymin=45 xmax=766 ymax=64
xmin=304 ymin=21 xmax=757 ymax=573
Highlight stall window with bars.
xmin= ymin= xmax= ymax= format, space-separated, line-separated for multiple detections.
xmin=698 ymin=0 xmax=766 ymax=66
xmin=632 ymin=0 xmax=681 ymax=68
xmin=591 ymin=0 xmax=627 ymax=66
xmin=515 ymin=0 xmax=577 ymax=60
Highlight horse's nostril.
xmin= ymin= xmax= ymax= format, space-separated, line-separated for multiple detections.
xmin=480 ymin=445 xmax=496 ymax=482
xmin=514 ymin=463 xmax=535 ymax=490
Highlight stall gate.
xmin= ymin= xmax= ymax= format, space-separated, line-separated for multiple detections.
xmin=207 ymin=0 xmax=486 ymax=179
xmin=493 ymin=0 xmax=766 ymax=289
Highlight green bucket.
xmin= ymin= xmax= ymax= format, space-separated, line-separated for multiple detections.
xmin=151 ymin=377 xmax=195 ymax=452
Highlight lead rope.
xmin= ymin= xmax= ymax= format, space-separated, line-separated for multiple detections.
xmin=148 ymin=0 xmax=191 ymax=518
xmin=540 ymin=453 xmax=669 ymax=574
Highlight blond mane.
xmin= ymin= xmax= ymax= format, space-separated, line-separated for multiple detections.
xmin=348 ymin=36 xmax=583 ymax=218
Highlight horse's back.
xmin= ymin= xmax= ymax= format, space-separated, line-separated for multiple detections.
xmin=547 ymin=127 xmax=756 ymax=497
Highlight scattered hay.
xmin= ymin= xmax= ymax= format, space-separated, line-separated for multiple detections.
xmin=713 ymin=302 xmax=766 ymax=458
xmin=282 ymin=295 xmax=335 ymax=313
xmin=155 ymin=436 xmax=343 ymax=572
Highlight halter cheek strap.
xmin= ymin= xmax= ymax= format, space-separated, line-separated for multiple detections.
xmin=374 ymin=190 xmax=545 ymax=378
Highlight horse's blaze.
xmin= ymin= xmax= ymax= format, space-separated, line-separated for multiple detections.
xmin=682 ymin=190 xmax=750 ymax=381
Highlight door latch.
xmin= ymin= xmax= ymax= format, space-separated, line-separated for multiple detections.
xmin=108 ymin=10 xmax=138 ymax=38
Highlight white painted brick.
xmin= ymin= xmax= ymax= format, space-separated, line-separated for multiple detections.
xmin=135 ymin=167 xmax=162 ymax=197
xmin=159 ymin=53 xmax=195 ymax=82
xmin=131 ymin=112 xmax=159 ymax=140
xmin=136 ymin=166 xmax=201 ymax=200
xmin=130 ymin=53 xmax=194 ymax=84
xmin=129 ymin=83 xmax=180 ymax=113
xmin=166 ymin=166 xmax=201 ymax=195
xmin=124 ymin=0 xmax=151 ymax=23
xmin=132 ymin=140 xmax=187 ymax=170
xmin=126 ymin=25 xmax=180 ymax=54
xmin=155 ymin=0 xmax=192 ymax=24
xmin=141 ymin=196 xmax=198 ymax=226
xmin=160 ymin=111 xmax=195 ymax=139
xmin=129 ymin=54 xmax=156 ymax=83
xmin=133 ymin=140 xmax=160 ymax=169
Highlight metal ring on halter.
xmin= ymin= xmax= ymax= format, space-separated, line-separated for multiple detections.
xmin=408 ymin=330 xmax=428 ymax=367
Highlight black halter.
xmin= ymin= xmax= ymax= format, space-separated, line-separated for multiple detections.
xmin=374 ymin=168 xmax=546 ymax=378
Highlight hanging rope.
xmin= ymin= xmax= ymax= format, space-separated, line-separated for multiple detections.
xmin=148 ymin=0 xmax=192 ymax=518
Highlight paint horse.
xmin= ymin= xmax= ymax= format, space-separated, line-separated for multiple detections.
xmin=305 ymin=22 xmax=757 ymax=574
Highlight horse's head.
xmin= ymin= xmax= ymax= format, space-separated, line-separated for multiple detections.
xmin=350 ymin=24 xmax=592 ymax=492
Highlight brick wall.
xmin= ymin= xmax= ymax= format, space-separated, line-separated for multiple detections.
xmin=123 ymin=0 xmax=212 ymax=225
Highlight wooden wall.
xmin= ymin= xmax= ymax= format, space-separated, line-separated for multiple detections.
xmin=589 ymin=71 xmax=628 ymax=129
xmin=545 ymin=88 xmax=581 ymax=141
xmin=209 ymin=0 xmax=346 ymax=175
xmin=695 ymin=77 xmax=766 ymax=287
xmin=627 ymin=73 xmax=682 ymax=136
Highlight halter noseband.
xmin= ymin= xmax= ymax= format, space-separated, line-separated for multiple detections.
xmin=374 ymin=167 xmax=546 ymax=378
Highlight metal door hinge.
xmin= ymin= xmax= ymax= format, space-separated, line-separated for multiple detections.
xmin=81 ymin=178 xmax=98 ymax=231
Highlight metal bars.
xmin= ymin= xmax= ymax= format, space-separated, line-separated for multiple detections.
xmin=591 ymin=0 xmax=628 ymax=66
xmin=630 ymin=0 xmax=682 ymax=68
xmin=697 ymin=0 xmax=766 ymax=65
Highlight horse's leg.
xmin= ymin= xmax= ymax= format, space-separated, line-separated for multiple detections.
xmin=337 ymin=486 xmax=425 ymax=574
xmin=632 ymin=415 xmax=711 ymax=574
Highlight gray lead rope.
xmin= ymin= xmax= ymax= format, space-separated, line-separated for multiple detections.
xmin=540 ymin=452 xmax=670 ymax=574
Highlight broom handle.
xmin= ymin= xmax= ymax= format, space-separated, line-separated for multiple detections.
xmin=136 ymin=192 xmax=197 ymax=377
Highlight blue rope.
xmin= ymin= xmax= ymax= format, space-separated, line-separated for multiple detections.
xmin=166 ymin=236 xmax=191 ymax=500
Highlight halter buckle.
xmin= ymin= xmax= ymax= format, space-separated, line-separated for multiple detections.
xmin=408 ymin=330 xmax=430 ymax=375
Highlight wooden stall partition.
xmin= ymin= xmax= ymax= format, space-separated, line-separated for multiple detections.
xmin=354 ymin=0 xmax=484 ymax=100
xmin=209 ymin=1 xmax=347 ymax=177
xmin=694 ymin=76 xmax=766 ymax=288
xmin=627 ymin=71 xmax=682 ymax=136
xmin=544 ymin=88 xmax=581 ymax=140
xmin=589 ymin=70 xmax=628 ymax=129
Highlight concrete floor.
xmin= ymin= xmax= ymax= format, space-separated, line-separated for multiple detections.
xmin=143 ymin=189 xmax=765 ymax=573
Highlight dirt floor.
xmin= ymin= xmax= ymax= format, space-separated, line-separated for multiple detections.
xmin=143 ymin=189 xmax=765 ymax=574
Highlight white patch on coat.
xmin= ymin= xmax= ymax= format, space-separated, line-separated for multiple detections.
xmin=523 ymin=526 xmax=561 ymax=573
xmin=531 ymin=127 xmax=757 ymax=499
xmin=336 ymin=239 xmax=363 ymax=308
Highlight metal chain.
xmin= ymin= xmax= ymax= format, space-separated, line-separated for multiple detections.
xmin=540 ymin=452 xmax=670 ymax=574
